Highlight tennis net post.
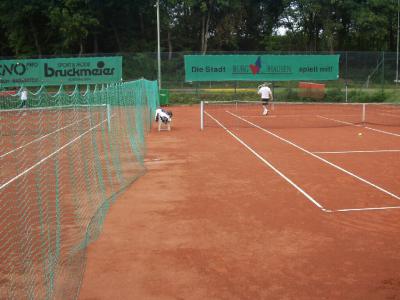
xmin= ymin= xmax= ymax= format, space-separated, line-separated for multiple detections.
xmin=362 ymin=103 xmax=366 ymax=123
xmin=200 ymin=100 xmax=204 ymax=130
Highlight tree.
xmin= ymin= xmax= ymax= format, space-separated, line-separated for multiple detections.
xmin=0 ymin=0 xmax=55 ymax=56
xmin=0 ymin=0 xmax=399 ymax=56
xmin=351 ymin=0 xmax=396 ymax=50
xmin=279 ymin=0 xmax=398 ymax=52
xmin=49 ymin=0 xmax=99 ymax=55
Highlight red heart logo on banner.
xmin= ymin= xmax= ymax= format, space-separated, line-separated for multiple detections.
xmin=249 ymin=64 xmax=260 ymax=75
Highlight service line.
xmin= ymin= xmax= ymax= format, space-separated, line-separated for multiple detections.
xmin=228 ymin=111 xmax=400 ymax=202
xmin=204 ymin=111 xmax=330 ymax=212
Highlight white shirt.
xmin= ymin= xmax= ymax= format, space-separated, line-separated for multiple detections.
xmin=20 ymin=90 xmax=28 ymax=101
xmin=155 ymin=108 xmax=171 ymax=122
xmin=258 ymin=86 xmax=272 ymax=99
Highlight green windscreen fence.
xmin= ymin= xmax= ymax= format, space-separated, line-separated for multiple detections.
xmin=0 ymin=78 xmax=158 ymax=299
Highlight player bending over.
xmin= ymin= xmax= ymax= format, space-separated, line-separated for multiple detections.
xmin=155 ymin=108 xmax=173 ymax=124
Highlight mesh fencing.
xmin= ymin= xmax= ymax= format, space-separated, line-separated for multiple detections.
xmin=0 ymin=78 xmax=158 ymax=299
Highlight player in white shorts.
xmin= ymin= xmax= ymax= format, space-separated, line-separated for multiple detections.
xmin=257 ymin=83 xmax=273 ymax=116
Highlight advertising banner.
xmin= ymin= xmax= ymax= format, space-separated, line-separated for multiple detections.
xmin=185 ymin=55 xmax=339 ymax=81
xmin=0 ymin=56 xmax=122 ymax=87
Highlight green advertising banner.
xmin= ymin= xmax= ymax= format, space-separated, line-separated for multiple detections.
xmin=184 ymin=55 xmax=339 ymax=82
xmin=0 ymin=56 xmax=122 ymax=87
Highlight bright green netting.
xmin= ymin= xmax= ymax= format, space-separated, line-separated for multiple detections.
xmin=0 ymin=78 xmax=159 ymax=300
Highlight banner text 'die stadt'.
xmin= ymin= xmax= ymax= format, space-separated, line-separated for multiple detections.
xmin=185 ymin=55 xmax=339 ymax=82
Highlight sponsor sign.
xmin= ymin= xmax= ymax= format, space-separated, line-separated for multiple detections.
xmin=0 ymin=56 xmax=122 ymax=87
xmin=185 ymin=55 xmax=339 ymax=81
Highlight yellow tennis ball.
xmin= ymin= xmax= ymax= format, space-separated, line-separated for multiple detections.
xmin=358 ymin=132 xmax=362 ymax=136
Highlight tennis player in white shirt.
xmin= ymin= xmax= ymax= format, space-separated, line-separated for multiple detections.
xmin=257 ymin=83 xmax=273 ymax=116
xmin=19 ymin=87 xmax=28 ymax=108
xmin=155 ymin=108 xmax=172 ymax=123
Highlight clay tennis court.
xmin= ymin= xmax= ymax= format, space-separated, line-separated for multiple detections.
xmin=79 ymin=104 xmax=400 ymax=299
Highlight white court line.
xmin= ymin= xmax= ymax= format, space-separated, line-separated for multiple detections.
xmin=0 ymin=118 xmax=108 ymax=191
xmin=246 ymin=114 xmax=355 ymax=119
xmin=242 ymin=115 xmax=277 ymax=118
xmin=228 ymin=111 xmax=400 ymax=201
xmin=318 ymin=115 xmax=400 ymax=137
xmin=314 ymin=149 xmax=400 ymax=154
xmin=1 ymin=115 xmax=92 ymax=159
xmin=335 ymin=206 xmax=400 ymax=212
xmin=205 ymin=111 xmax=329 ymax=212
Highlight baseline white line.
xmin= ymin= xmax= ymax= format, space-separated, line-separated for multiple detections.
xmin=242 ymin=115 xmax=277 ymax=118
xmin=335 ymin=206 xmax=400 ymax=212
xmin=317 ymin=115 xmax=400 ymax=137
xmin=1 ymin=115 xmax=92 ymax=159
xmin=205 ymin=111 xmax=329 ymax=212
xmin=314 ymin=149 xmax=400 ymax=154
xmin=0 ymin=118 xmax=108 ymax=191
xmin=228 ymin=111 xmax=400 ymax=201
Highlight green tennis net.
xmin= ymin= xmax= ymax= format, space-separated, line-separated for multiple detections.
xmin=0 ymin=79 xmax=159 ymax=299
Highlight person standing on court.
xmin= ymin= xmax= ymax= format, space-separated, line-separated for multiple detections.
xmin=257 ymin=82 xmax=273 ymax=115
xmin=19 ymin=87 xmax=28 ymax=109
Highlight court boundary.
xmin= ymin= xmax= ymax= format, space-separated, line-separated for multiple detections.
xmin=0 ymin=118 xmax=110 ymax=191
xmin=205 ymin=110 xmax=400 ymax=213
xmin=228 ymin=110 xmax=400 ymax=201
xmin=313 ymin=149 xmax=400 ymax=154
xmin=204 ymin=111 xmax=330 ymax=213
xmin=1 ymin=115 xmax=93 ymax=159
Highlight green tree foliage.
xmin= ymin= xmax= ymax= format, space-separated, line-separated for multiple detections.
xmin=276 ymin=0 xmax=398 ymax=51
xmin=50 ymin=0 xmax=99 ymax=54
xmin=0 ymin=0 xmax=398 ymax=56
xmin=0 ymin=0 xmax=56 ymax=56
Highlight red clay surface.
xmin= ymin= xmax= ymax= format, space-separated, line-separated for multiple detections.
xmin=79 ymin=105 xmax=400 ymax=300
